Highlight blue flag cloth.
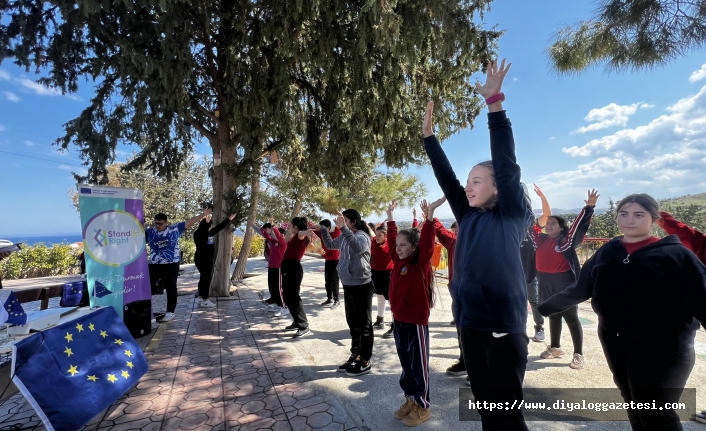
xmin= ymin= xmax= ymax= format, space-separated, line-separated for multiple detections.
xmin=11 ymin=307 xmax=149 ymax=431
xmin=4 ymin=292 xmax=27 ymax=325
xmin=94 ymin=280 xmax=112 ymax=298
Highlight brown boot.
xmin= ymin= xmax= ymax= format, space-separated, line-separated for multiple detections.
xmin=394 ymin=396 xmax=414 ymax=420
xmin=402 ymin=403 xmax=430 ymax=427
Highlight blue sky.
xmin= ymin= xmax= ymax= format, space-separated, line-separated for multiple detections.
xmin=1 ymin=0 xmax=706 ymax=235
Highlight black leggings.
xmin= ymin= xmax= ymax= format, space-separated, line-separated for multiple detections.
xmin=281 ymin=259 xmax=308 ymax=329
xmin=538 ymin=271 xmax=583 ymax=354
xmin=194 ymin=258 xmax=212 ymax=300
xmin=548 ymin=306 xmax=583 ymax=354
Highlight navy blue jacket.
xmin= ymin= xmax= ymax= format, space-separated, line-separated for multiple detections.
xmin=424 ymin=111 xmax=532 ymax=334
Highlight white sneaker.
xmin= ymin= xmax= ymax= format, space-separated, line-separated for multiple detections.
xmin=268 ymin=303 xmax=279 ymax=310
xmin=200 ymin=299 xmax=216 ymax=308
xmin=161 ymin=312 xmax=175 ymax=322
xmin=273 ymin=307 xmax=290 ymax=317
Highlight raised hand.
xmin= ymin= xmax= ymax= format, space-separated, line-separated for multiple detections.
xmin=475 ymin=58 xmax=512 ymax=100
xmin=533 ymin=183 xmax=545 ymax=198
xmin=422 ymin=101 xmax=434 ymax=137
xmin=585 ymin=189 xmax=600 ymax=207
xmin=412 ymin=208 xmax=417 ymax=218
xmin=229 ymin=213 xmax=237 ymax=221
xmin=419 ymin=200 xmax=430 ymax=216
xmin=429 ymin=196 xmax=447 ymax=210
xmin=335 ymin=212 xmax=345 ymax=228
xmin=387 ymin=200 xmax=397 ymax=220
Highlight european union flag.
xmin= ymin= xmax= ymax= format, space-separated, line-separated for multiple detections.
xmin=11 ymin=307 xmax=149 ymax=431
xmin=4 ymin=292 xmax=27 ymax=325
xmin=94 ymin=280 xmax=112 ymax=298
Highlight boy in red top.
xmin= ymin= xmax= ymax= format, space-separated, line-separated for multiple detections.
xmin=387 ymin=200 xmax=435 ymax=427
xmin=259 ymin=222 xmax=287 ymax=311
xmin=313 ymin=219 xmax=341 ymax=309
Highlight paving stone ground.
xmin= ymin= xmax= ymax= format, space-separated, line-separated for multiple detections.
xmin=1 ymin=256 xmax=705 ymax=431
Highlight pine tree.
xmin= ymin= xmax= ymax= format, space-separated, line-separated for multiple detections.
xmin=2 ymin=0 xmax=501 ymax=296
xmin=549 ymin=0 xmax=706 ymax=73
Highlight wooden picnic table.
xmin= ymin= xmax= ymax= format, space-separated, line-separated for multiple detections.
xmin=1 ymin=275 xmax=84 ymax=310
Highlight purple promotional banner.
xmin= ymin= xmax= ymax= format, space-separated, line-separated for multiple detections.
xmin=78 ymin=185 xmax=152 ymax=318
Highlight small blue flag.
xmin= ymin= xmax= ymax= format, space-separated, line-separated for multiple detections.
xmin=4 ymin=292 xmax=27 ymax=325
xmin=94 ymin=280 xmax=112 ymax=298
xmin=11 ymin=307 xmax=149 ymax=431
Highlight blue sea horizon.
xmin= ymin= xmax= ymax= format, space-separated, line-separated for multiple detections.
xmin=2 ymin=229 xmax=247 ymax=247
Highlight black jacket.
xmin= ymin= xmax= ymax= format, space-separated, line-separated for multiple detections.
xmin=193 ymin=218 xmax=231 ymax=263
xmin=530 ymin=205 xmax=594 ymax=283
xmin=538 ymin=235 xmax=706 ymax=345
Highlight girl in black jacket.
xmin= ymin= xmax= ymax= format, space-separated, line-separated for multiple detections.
xmin=538 ymin=194 xmax=706 ymax=431
xmin=193 ymin=212 xmax=236 ymax=307
xmin=529 ymin=190 xmax=597 ymax=369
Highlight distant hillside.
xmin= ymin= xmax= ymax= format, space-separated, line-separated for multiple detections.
xmin=659 ymin=192 xmax=706 ymax=208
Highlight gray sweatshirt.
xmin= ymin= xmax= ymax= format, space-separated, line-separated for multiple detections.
xmin=319 ymin=225 xmax=372 ymax=286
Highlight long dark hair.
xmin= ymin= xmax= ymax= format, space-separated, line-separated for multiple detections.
xmin=397 ymin=228 xmax=435 ymax=308
xmin=547 ymin=215 xmax=570 ymax=245
xmin=342 ymin=209 xmax=371 ymax=236
xmin=616 ymin=194 xmax=660 ymax=221
xmin=290 ymin=216 xmax=308 ymax=231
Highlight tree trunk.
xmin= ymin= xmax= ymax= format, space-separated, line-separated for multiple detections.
xmin=231 ymin=162 xmax=262 ymax=283
xmin=209 ymin=126 xmax=237 ymax=298
xmin=291 ymin=198 xmax=303 ymax=218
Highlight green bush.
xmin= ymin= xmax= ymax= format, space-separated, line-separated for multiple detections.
xmin=180 ymin=238 xmax=196 ymax=264
xmin=0 ymin=243 xmax=82 ymax=280
xmin=233 ymin=235 xmax=265 ymax=258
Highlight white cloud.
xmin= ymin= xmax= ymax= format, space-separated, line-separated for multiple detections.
xmin=689 ymin=64 xmax=706 ymax=83
xmin=58 ymin=165 xmax=73 ymax=171
xmin=4 ymin=92 xmax=20 ymax=102
xmin=535 ymin=85 xmax=706 ymax=207
xmin=19 ymin=78 xmax=63 ymax=97
xmin=572 ymin=103 xmax=650 ymax=134
xmin=0 ymin=70 xmax=9 ymax=81
xmin=549 ymin=136 xmax=556 ymax=140
xmin=563 ymin=85 xmax=706 ymax=158
xmin=17 ymin=78 xmax=80 ymax=100
xmin=24 ymin=140 xmax=36 ymax=147
xmin=0 ymin=125 xmax=5 ymax=132
xmin=513 ymin=77 xmax=519 ymax=82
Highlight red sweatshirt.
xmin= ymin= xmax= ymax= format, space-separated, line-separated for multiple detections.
xmin=658 ymin=211 xmax=706 ymax=265
xmin=314 ymin=227 xmax=341 ymax=260
xmin=282 ymin=234 xmax=310 ymax=261
xmin=371 ymin=236 xmax=394 ymax=270
xmin=433 ymin=218 xmax=456 ymax=283
xmin=387 ymin=219 xmax=434 ymax=325
xmin=261 ymin=227 xmax=287 ymax=268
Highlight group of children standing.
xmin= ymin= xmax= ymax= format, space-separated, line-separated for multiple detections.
xmin=249 ymin=58 xmax=706 ymax=430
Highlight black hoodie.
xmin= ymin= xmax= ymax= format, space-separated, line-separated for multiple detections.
xmin=537 ymin=235 xmax=706 ymax=346
xmin=193 ymin=218 xmax=231 ymax=263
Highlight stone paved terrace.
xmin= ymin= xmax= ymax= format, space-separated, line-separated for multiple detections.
xmin=1 ymin=256 xmax=705 ymax=430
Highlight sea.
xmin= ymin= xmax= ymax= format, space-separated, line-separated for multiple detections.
xmin=2 ymin=234 xmax=84 ymax=247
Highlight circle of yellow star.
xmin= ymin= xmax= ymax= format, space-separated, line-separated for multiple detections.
xmin=100 ymin=330 xmax=108 ymax=338
xmin=124 ymin=349 xmax=133 ymax=358
xmin=87 ymin=375 xmax=98 ymax=382
xmin=75 ymin=323 xmax=84 ymax=332
xmin=64 ymin=347 xmax=73 ymax=357
xmin=126 ymin=361 xmax=134 ymax=369
xmin=107 ymin=374 xmax=118 ymax=383
xmin=114 ymin=339 xmax=124 ymax=346
xmin=88 ymin=323 xmax=95 ymax=331
xmin=121 ymin=370 xmax=130 ymax=379
xmin=67 ymin=365 xmax=79 ymax=377
xmin=64 ymin=332 xmax=73 ymax=343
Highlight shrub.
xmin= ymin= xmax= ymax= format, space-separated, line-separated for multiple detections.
xmin=233 ymin=234 xmax=265 ymax=258
xmin=0 ymin=243 xmax=82 ymax=280
xmin=180 ymin=238 xmax=196 ymax=264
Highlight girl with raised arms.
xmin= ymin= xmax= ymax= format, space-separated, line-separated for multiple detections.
xmin=423 ymin=59 xmax=532 ymax=430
